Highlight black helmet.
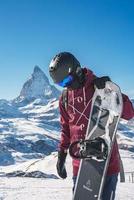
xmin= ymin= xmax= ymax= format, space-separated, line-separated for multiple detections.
xmin=49 ymin=52 xmax=81 ymax=84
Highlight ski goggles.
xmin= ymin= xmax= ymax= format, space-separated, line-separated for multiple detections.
xmin=57 ymin=75 xmax=74 ymax=87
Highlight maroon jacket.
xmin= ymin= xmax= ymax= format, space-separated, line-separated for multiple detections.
xmin=59 ymin=68 xmax=134 ymax=176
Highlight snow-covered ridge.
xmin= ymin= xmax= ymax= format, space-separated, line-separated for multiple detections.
xmin=0 ymin=99 xmax=22 ymax=117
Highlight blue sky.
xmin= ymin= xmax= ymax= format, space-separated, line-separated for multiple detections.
xmin=0 ymin=0 xmax=134 ymax=99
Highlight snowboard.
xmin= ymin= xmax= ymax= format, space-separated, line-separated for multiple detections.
xmin=69 ymin=81 xmax=123 ymax=200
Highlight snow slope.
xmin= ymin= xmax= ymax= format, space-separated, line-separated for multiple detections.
xmin=0 ymin=175 xmax=133 ymax=200
xmin=0 ymin=150 xmax=134 ymax=200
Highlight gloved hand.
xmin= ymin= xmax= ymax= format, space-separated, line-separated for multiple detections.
xmin=56 ymin=150 xmax=67 ymax=179
xmin=93 ymin=76 xmax=111 ymax=89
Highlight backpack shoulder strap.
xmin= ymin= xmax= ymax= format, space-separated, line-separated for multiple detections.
xmin=61 ymin=88 xmax=68 ymax=111
xmin=119 ymin=155 xmax=125 ymax=182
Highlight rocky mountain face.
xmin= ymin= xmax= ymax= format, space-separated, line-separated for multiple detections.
xmin=13 ymin=66 xmax=60 ymax=105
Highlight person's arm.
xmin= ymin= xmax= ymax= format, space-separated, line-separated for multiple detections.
xmin=58 ymin=95 xmax=70 ymax=151
xmin=56 ymin=96 xmax=70 ymax=179
xmin=121 ymin=94 xmax=134 ymax=120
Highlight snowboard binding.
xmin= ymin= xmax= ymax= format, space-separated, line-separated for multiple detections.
xmin=69 ymin=137 xmax=108 ymax=160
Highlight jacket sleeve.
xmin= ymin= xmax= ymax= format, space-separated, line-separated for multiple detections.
xmin=58 ymin=96 xmax=70 ymax=151
xmin=121 ymin=94 xmax=134 ymax=120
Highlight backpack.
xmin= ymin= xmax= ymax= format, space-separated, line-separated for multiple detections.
xmin=61 ymin=88 xmax=68 ymax=111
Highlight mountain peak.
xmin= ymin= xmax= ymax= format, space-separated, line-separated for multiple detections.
xmin=33 ymin=65 xmax=43 ymax=74
xmin=32 ymin=65 xmax=49 ymax=84
xmin=15 ymin=66 xmax=60 ymax=103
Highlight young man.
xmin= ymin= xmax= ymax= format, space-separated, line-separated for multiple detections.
xmin=49 ymin=52 xmax=134 ymax=200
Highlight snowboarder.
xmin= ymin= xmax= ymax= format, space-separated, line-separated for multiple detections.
xmin=49 ymin=52 xmax=134 ymax=200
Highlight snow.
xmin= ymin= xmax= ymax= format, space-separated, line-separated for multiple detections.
xmin=116 ymin=183 xmax=134 ymax=200
xmin=0 ymin=151 xmax=134 ymax=200
xmin=0 ymin=177 xmax=72 ymax=200
xmin=0 ymin=99 xmax=22 ymax=117
xmin=0 ymin=176 xmax=133 ymax=200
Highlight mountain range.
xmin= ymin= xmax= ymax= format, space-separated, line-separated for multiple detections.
xmin=0 ymin=66 xmax=60 ymax=166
